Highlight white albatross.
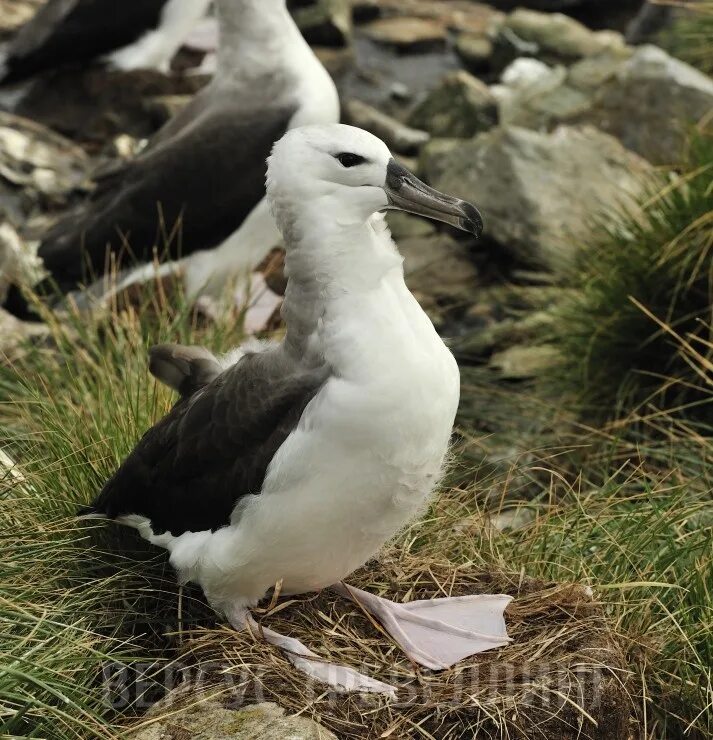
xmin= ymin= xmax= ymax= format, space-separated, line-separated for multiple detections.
xmin=80 ymin=124 xmax=511 ymax=694
xmin=4 ymin=0 xmax=338 ymax=324
xmin=0 ymin=0 xmax=212 ymax=84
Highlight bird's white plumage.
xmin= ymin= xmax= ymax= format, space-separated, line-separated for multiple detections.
xmin=132 ymin=125 xmax=460 ymax=617
xmin=104 ymin=0 xmax=339 ymax=306
xmin=106 ymin=0 xmax=213 ymax=73
xmin=179 ymin=0 xmax=340 ymax=300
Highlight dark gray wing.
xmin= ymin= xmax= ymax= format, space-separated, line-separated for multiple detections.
xmin=82 ymin=347 xmax=329 ymax=537
xmin=34 ymin=101 xmax=296 ymax=295
xmin=148 ymin=343 xmax=222 ymax=397
xmin=0 ymin=0 xmax=169 ymax=85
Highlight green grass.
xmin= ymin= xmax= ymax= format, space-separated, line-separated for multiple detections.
xmin=0 ymin=290 xmax=242 ymax=739
xmin=0 ymin=282 xmax=709 ymax=738
xmin=540 ymin=129 xmax=713 ymax=422
xmin=662 ymin=1 xmax=713 ymax=75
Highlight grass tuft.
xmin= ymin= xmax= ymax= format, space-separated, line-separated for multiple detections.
xmin=540 ymin=129 xmax=713 ymax=422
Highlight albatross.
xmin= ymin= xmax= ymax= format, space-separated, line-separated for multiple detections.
xmin=0 ymin=0 xmax=213 ymax=84
xmin=4 ymin=0 xmax=338 ymax=320
xmin=80 ymin=124 xmax=511 ymax=694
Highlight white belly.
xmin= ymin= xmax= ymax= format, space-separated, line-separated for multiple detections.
xmin=161 ymin=260 xmax=460 ymax=612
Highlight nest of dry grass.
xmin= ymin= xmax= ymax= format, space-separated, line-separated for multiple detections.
xmin=161 ymin=550 xmax=634 ymax=740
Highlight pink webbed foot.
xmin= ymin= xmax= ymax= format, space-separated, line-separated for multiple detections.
xmin=332 ymin=583 xmax=512 ymax=670
xmin=225 ymin=606 xmax=396 ymax=697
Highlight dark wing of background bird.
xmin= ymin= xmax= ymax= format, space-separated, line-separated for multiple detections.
xmin=34 ymin=101 xmax=297 ymax=295
xmin=0 ymin=0 xmax=170 ymax=85
xmin=82 ymin=347 xmax=329 ymax=537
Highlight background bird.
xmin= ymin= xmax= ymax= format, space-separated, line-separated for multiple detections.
xmin=80 ymin=124 xmax=510 ymax=694
xmin=4 ymin=0 xmax=339 ymax=320
xmin=0 ymin=0 xmax=213 ymax=85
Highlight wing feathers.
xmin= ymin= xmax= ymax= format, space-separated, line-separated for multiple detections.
xmin=149 ymin=343 xmax=221 ymax=397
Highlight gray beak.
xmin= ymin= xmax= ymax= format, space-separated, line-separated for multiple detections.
xmin=384 ymin=159 xmax=483 ymax=237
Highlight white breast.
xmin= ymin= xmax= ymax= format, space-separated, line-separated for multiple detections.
xmin=187 ymin=256 xmax=459 ymax=609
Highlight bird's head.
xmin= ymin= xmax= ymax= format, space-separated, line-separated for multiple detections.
xmin=267 ymin=124 xmax=482 ymax=237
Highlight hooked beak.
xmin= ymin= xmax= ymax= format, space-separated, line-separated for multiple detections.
xmin=384 ymin=159 xmax=483 ymax=237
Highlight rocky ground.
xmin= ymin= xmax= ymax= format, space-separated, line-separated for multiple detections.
xmin=0 ymin=1 xmax=711 ymax=738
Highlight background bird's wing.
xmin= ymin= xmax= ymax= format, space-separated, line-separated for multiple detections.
xmin=37 ymin=101 xmax=297 ymax=292
xmin=85 ymin=349 xmax=329 ymax=536
xmin=1 ymin=0 xmax=169 ymax=84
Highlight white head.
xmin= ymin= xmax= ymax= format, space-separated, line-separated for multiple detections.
xmin=266 ymin=124 xmax=483 ymax=238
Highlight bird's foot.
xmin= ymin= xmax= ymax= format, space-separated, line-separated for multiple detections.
xmin=332 ymin=583 xmax=512 ymax=670
xmin=225 ymin=606 xmax=396 ymax=697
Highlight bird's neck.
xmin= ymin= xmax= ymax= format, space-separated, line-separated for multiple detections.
xmin=280 ymin=212 xmax=404 ymax=360
xmin=214 ymin=0 xmax=307 ymax=80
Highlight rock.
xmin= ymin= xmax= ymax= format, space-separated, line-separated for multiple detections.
xmin=314 ymin=45 xmax=355 ymax=78
xmin=343 ymin=99 xmax=430 ymax=154
xmin=420 ymin=125 xmax=654 ymax=269
xmin=490 ymin=506 xmax=537 ymax=531
xmin=567 ymin=47 xmax=632 ymax=91
xmin=0 ymin=445 xmax=27 ymax=485
xmin=577 ymin=45 xmax=713 ymax=164
xmin=0 ymin=308 xmax=49 ymax=362
xmin=0 ymin=0 xmax=43 ymax=37
xmin=451 ymin=309 xmax=554 ymax=359
xmin=400 ymin=233 xmax=479 ymax=309
xmin=490 ymin=26 xmax=540 ymax=73
xmin=408 ymin=71 xmax=498 ymax=138
xmin=502 ymin=9 xmax=627 ymax=62
xmin=130 ymin=697 xmax=338 ymax=740
xmin=0 ymin=222 xmax=43 ymax=302
xmin=362 ymin=17 xmax=447 ymax=53
xmin=455 ymin=34 xmax=494 ymax=74
xmin=493 ymin=59 xmax=591 ymax=130
xmin=387 ymin=211 xmax=436 ymax=239
xmin=489 ymin=344 xmax=558 ymax=379
xmin=293 ymin=0 xmax=352 ymax=47
xmin=0 ymin=111 xmax=91 ymax=198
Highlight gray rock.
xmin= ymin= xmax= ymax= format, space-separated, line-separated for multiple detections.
xmin=343 ymin=99 xmax=429 ymax=154
xmin=386 ymin=211 xmax=436 ymax=239
xmin=577 ymin=45 xmax=713 ymax=164
xmin=400 ymin=232 xmax=479 ymax=306
xmin=293 ymin=0 xmax=352 ymax=47
xmin=489 ymin=344 xmax=559 ymax=379
xmin=502 ymin=9 xmax=627 ymax=62
xmin=0 ymin=307 xmax=49 ymax=363
xmin=567 ymin=47 xmax=632 ymax=91
xmin=408 ymin=71 xmax=498 ymax=138
xmin=130 ymin=698 xmax=337 ymax=740
xmin=314 ymin=45 xmax=355 ymax=78
xmin=493 ymin=59 xmax=591 ymax=130
xmin=420 ymin=125 xmax=654 ymax=269
xmin=362 ymin=16 xmax=446 ymax=53
xmin=455 ymin=34 xmax=494 ymax=74
xmin=0 ymin=111 xmax=91 ymax=198
xmin=0 ymin=222 xmax=43 ymax=303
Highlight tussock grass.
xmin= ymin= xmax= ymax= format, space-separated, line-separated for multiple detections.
xmin=0 ymin=279 xmax=710 ymax=738
xmin=541 ymin=129 xmax=713 ymax=422
xmin=662 ymin=1 xmax=713 ymax=75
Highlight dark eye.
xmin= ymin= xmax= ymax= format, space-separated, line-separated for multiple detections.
xmin=336 ymin=152 xmax=367 ymax=168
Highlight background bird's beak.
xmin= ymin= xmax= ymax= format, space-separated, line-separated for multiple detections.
xmin=384 ymin=159 xmax=483 ymax=237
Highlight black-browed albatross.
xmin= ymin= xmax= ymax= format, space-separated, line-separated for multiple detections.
xmin=80 ymin=124 xmax=511 ymax=694
xmin=4 ymin=0 xmax=339 ymax=320
xmin=0 ymin=0 xmax=212 ymax=85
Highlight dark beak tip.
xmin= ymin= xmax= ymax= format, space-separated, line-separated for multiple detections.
xmin=461 ymin=203 xmax=484 ymax=238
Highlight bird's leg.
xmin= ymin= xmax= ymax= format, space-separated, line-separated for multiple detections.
xmin=225 ymin=605 xmax=396 ymax=697
xmin=331 ymin=583 xmax=512 ymax=671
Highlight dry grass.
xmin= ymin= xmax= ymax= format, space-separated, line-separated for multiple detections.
xmin=175 ymin=556 xmax=630 ymax=740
